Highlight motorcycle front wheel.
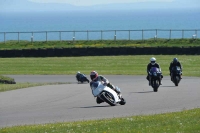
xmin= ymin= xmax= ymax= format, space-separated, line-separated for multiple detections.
xmin=100 ymin=92 xmax=116 ymax=106
xmin=119 ymin=98 xmax=126 ymax=105
xmin=174 ymin=76 xmax=180 ymax=86
xmin=152 ymin=79 xmax=159 ymax=92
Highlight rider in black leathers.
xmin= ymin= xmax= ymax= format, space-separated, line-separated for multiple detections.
xmin=76 ymin=71 xmax=88 ymax=82
xmin=169 ymin=58 xmax=182 ymax=81
xmin=146 ymin=57 xmax=163 ymax=85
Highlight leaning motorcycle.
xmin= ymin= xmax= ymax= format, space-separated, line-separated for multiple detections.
xmin=76 ymin=74 xmax=89 ymax=83
xmin=171 ymin=66 xmax=182 ymax=86
xmin=91 ymin=81 xmax=126 ymax=106
xmin=149 ymin=67 xmax=162 ymax=92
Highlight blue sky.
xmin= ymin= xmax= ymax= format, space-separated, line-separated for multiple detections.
xmin=0 ymin=0 xmax=200 ymax=12
xmin=29 ymin=0 xmax=174 ymax=6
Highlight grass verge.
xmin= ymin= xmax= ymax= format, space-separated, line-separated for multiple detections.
xmin=0 ymin=108 xmax=199 ymax=133
xmin=0 ymin=55 xmax=200 ymax=76
xmin=0 ymin=82 xmax=69 ymax=92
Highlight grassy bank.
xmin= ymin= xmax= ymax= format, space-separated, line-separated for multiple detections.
xmin=0 ymin=38 xmax=200 ymax=49
xmin=1 ymin=108 xmax=199 ymax=133
xmin=0 ymin=55 xmax=200 ymax=76
xmin=0 ymin=82 xmax=68 ymax=92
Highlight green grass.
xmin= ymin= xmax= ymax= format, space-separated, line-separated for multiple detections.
xmin=0 ymin=82 xmax=68 ymax=92
xmin=0 ymin=38 xmax=200 ymax=49
xmin=1 ymin=108 xmax=199 ymax=133
xmin=0 ymin=55 xmax=200 ymax=76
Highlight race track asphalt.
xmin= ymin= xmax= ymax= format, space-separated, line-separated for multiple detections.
xmin=0 ymin=75 xmax=200 ymax=128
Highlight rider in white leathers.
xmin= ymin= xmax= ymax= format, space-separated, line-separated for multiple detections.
xmin=89 ymin=71 xmax=120 ymax=104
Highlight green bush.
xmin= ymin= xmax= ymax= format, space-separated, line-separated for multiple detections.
xmin=0 ymin=75 xmax=16 ymax=84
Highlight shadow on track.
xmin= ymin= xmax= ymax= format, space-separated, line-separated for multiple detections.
xmin=131 ymin=91 xmax=154 ymax=93
xmin=77 ymin=105 xmax=112 ymax=108
xmin=161 ymin=86 xmax=177 ymax=87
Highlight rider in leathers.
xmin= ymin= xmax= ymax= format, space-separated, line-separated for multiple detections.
xmin=169 ymin=58 xmax=182 ymax=81
xmin=89 ymin=71 xmax=121 ymax=104
xmin=147 ymin=57 xmax=163 ymax=85
xmin=76 ymin=71 xmax=87 ymax=82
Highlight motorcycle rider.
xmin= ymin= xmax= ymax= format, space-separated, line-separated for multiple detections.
xmin=76 ymin=71 xmax=88 ymax=83
xmin=146 ymin=57 xmax=163 ymax=85
xmin=169 ymin=58 xmax=182 ymax=81
xmin=89 ymin=70 xmax=121 ymax=104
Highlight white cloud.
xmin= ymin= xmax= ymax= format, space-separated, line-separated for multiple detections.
xmin=29 ymin=0 xmax=174 ymax=6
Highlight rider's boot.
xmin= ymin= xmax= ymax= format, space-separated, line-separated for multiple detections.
xmin=149 ymin=77 xmax=151 ymax=86
xmin=108 ymin=83 xmax=122 ymax=98
xmin=96 ymin=97 xmax=103 ymax=104
xmin=149 ymin=78 xmax=151 ymax=86
xmin=159 ymin=79 xmax=162 ymax=85
xmin=149 ymin=81 xmax=151 ymax=86
xmin=113 ymin=87 xmax=122 ymax=99
xmin=170 ymin=72 xmax=173 ymax=81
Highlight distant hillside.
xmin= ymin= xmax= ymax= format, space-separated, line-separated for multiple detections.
xmin=0 ymin=0 xmax=199 ymax=12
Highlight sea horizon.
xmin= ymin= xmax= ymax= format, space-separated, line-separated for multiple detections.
xmin=0 ymin=10 xmax=200 ymax=41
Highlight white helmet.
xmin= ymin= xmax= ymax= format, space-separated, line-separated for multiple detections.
xmin=150 ymin=57 xmax=156 ymax=65
xmin=77 ymin=71 xmax=80 ymax=74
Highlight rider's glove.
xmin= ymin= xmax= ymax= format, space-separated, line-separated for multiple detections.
xmin=103 ymin=82 xmax=107 ymax=86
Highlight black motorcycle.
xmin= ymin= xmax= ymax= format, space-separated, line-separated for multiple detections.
xmin=76 ymin=73 xmax=89 ymax=83
xmin=171 ymin=66 xmax=182 ymax=86
xmin=149 ymin=67 xmax=162 ymax=92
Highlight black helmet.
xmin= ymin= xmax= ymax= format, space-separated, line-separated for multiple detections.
xmin=173 ymin=58 xmax=178 ymax=64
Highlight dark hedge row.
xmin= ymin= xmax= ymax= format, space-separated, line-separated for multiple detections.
xmin=0 ymin=79 xmax=16 ymax=84
xmin=0 ymin=47 xmax=200 ymax=57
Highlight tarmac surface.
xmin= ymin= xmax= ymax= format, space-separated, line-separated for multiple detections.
xmin=0 ymin=75 xmax=200 ymax=128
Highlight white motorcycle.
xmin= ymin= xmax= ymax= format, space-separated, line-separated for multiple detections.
xmin=91 ymin=81 xmax=126 ymax=106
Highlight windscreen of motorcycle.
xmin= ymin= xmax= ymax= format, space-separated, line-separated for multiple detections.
xmin=150 ymin=67 xmax=159 ymax=73
xmin=91 ymin=81 xmax=100 ymax=90
xmin=173 ymin=66 xmax=181 ymax=71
